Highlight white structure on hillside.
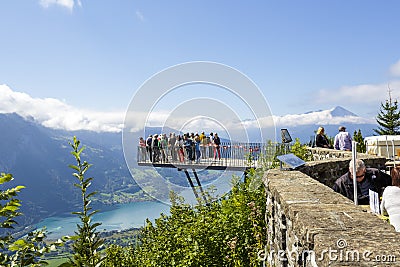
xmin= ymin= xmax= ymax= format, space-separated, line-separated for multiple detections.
xmin=365 ymin=135 xmax=400 ymax=160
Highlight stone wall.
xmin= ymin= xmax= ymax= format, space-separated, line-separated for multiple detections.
xmin=307 ymin=147 xmax=353 ymax=161
xmin=263 ymin=156 xmax=400 ymax=266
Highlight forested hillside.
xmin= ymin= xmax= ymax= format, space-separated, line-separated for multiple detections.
xmin=0 ymin=113 xmax=139 ymax=226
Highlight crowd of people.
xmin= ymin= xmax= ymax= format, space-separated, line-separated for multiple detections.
xmin=140 ymin=125 xmax=352 ymax=162
xmin=315 ymin=125 xmax=352 ymax=151
xmin=137 ymin=129 xmax=400 ymax=231
xmin=139 ymin=132 xmax=222 ymax=163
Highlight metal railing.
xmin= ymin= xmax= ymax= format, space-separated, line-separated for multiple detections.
xmin=137 ymin=142 xmax=291 ymax=169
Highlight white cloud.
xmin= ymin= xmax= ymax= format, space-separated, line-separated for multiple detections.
xmin=0 ymin=84 xmax=376 ymax=134
xmin=390 ymin=59 xmax=400 ymax=77
xmin=148 ymin=106 xmax=374 ymax=131
xmin=0 ymin=84 xmax=124 ymax=132
xmin=316 ymin=80 xmax=400 ymax=105
xmin=136 ymin=10 xmax=145 ymax=22
xmin=237 ymin=108 xmax=373 ymax=129
xmin=272 ymin=110 xmax=374 ymax=127
xmin=39 ymin=0 xmax=80 ymax=11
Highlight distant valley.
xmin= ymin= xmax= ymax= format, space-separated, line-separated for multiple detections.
xmin=0 ymin=113 xmax=144 ymax=227
xmin=0 ymin=106 xmax=378 ymax=228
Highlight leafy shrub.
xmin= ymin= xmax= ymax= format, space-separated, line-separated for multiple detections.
xmin=290 ymin=138 xmax=312 ymax=161
xmin=0 ymin=173 xmax=64 ymax=266
xmin=123 ymin=169 xmax=267 ymax=266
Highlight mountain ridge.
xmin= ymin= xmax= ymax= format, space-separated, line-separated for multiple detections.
xmin=0 ymin=113 xmax=139 ymax=227
xmin=330 ymin=106 xmax=357 ymax=117
xmin=0 ymin=106 xmax=378 ymax=227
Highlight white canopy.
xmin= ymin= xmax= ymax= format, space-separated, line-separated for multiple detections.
xmin=364 ymin=135 xmax=400 ymax=159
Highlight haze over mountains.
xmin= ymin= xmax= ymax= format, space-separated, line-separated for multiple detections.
xmin=0 ymin=84 xmax=377 ymax=138
xmin=0 ymin=113 xmax=136 ymax=227
xmin=0 ymin=85 xmax=379 ymax=228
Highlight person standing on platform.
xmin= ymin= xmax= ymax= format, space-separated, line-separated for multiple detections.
xmin=152 ymin=134 xmax=160 ymax=162
xmin=213 ymin=133 xmax=221 ymax=160
xmin=183 ymin=134 xmax=193 ymax=162
xmin=208 ymin=132 xmax=214 ymax=158
xmin=190 ymin=133 xmax=196 ymax=161
xmin=139 ymin=137 xmax=146 ymax=161
xmin=146 ymin=135 xmax=153 ymax=162
xmin=199 ymin=131 xmax=207 ymax=159
xmin=159 ymin=134 xmax=168 ymax=163
xmin=175 ymin=135 xmax=184 ymax=162
xmin=169 ymin=133 xmax=177 ymax=161
xmin=194 ymin=133 xmax=201 ymax=163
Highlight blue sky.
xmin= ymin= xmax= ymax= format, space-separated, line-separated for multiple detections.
xmin=1 ymin=1 xmax=400 ymax=132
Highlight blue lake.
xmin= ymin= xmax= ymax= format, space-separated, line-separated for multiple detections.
xmin=35 ymin=201 xmax=170 ymax=239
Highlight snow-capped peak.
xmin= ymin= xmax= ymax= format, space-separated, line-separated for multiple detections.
xmin=330 ymin=106 xmax=357 ymax=117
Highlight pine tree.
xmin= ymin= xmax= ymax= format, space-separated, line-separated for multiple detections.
xmin=374 ymin=89 xmax=400 ymax=135
xmin=353 ymin=129 xmax=366 ymax=153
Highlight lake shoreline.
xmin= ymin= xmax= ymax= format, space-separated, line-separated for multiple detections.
xmin=33 ymin=201 xmax=170 ymax=240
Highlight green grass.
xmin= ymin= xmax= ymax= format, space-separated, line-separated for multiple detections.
xmin=45 ymin=255 xmax=70 ymax=266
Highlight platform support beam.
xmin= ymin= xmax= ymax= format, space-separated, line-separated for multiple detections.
xmin=181 ymin=168 xmax=209 ymax=204
xmin=183 ymin=169 xmax=200 ymax=201
xmin=192 ymin=169 xmax=208 ymax=204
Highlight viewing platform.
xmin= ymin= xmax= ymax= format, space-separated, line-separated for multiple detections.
xmin=137 ymin=142 xmax=285 ymax=171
